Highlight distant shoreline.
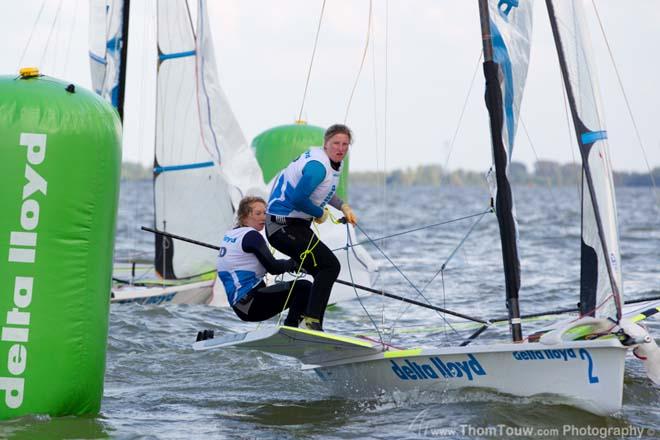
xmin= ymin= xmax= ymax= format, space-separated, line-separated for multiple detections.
xmin=121 ymin=161 xmax=659 ymax=187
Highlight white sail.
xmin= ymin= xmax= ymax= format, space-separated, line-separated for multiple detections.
xmin=487 ymin=0 xmax=534 ymax=159
xmin=195 ymin=0 xmax=266 ymax=202
xmin=547 ymin=0 xmax=622 ymax=320
xmin=88 ymin=0 xmax=124 ymax=107
xmin=480 ymin=0 xmax=534 ymax=339
xmin=154 ymin=0 xmax=266 ymax=279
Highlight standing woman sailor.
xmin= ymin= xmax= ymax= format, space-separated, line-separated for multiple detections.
xmin=217 ymin=196 xmax=312 ymax=326
xmin=266 ymin=124 xmax=357 ymax=331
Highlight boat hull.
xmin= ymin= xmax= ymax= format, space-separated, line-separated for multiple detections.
xmin=111 ymin=279 xmax=214 ymax=305
xmin=311 ymin=339 xmax=626 ymax=415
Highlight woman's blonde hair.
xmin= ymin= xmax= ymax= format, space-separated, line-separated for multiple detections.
xmin=324 ymin=124 xmax=353 ymax=144
xmin=236 ymin=196 xmax=266 ymax=227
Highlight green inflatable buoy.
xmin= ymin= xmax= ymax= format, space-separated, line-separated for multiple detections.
xmin=251 ymin=122 xmax=349 ymax=201
xmin=0 ymin=68 xmax=121 ymax=418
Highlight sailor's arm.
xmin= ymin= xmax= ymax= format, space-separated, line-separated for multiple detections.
xmin=242 ymin=230 xmax=296 ymax=274
xmin=290 ymin=161 xmax=325 ymax=218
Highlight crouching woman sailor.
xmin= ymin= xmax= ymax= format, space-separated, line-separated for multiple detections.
xmin=265 ymin=124 xmax=358 ymax=331
xmin=217 ymin=196 xmax=312 ymax=326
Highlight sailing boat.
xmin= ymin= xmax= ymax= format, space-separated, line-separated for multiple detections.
xmin=90 ymin=0 xmax=267 ymax=304
xmin=90 ymin=0 xmax=378 ymax=306
xmin=193 ymin=0 xmax=659 ymax=415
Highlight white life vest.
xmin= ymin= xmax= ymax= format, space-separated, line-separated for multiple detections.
xmin=216 ymin=227 xmax=267 ymax=305
xmin=267 ymin=147 xmax=342 ymax=219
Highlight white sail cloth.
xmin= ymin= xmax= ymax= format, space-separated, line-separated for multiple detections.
xmin=488 ymin=0 xmax=533 ymax=159
xmin=154 ymin=0 xmax=267 ymax=278
xmin=88 ymin=0 xmax=124 ymax=105
xmin=549 ymin=0 xmax=622 ymax=320
xmin=195 ymin=1 xmax=266 ymax=203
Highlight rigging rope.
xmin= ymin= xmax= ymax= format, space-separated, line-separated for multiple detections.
xmin=342 ymin=223 xmax=385 ymax=347
xmin=590 ymin=0 xmax=660 ymax=210
xmin=297 ymin=0 xmax=327 ymax=122
xmin=276 ymin=224 xmax=321 ymax=326
xmin=17 ymin=0 xmax=48 ymax=69
xmin=62 ymin=0 xmax=81 ymax=80
xmin=39 ymin=0 xmax=65 ymax=69
xmin=519 ymin=117 xmax=561 ymax=208
xmin=343 ymin=0 xmax=373 ymax=123
xmin=382 ymin=0 xmax=390 ymax=250
xmin=386 ymin=207 xmax=492 ymax=343
xmin=331 ymin=209 xmax=490 ymax=252
xmin=558 ymin=68 xmax=583 ymax=202
xmin=420 ymin=207 xmax=491 ymax=293
xmin=381 ymin=0 xmax=391 ymax=326
xmin=440 ymin=50 xmax=483 ymax=185
xmin=368 ymin=7 xmax=382 ymax=266
xmin=353 ymin=222 xmax=464 ymax=341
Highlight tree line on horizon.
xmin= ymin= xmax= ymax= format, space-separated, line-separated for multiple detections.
xmin=121 ymin=160 xmax=659 ymax=187
xmin=350 ymin=160 xmax=660 ymax=187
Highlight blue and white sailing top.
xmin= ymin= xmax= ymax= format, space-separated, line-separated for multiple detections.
xmin=267 ymin=147 xmax=343 ymax=220
xmin=217 ymin=227 xmax=267 ymax=305
xmin=217 ymin=226 xmax=296 ymax=305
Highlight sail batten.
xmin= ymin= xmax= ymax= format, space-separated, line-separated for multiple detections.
xmin=154 ymin=161 xmax=215 ymax=174
xmin=160 ymin=50 xmax=197 ymax=61
xmin=545 ymin=0 xmax=623 ymax=321
xmin=581 ymin=130 xmax=607 ymax=144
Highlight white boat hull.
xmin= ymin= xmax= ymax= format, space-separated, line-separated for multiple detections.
xmin=111 ymin=279 xmax=214 ymax=305
xmin=311 ymin=339 xmax=626 ymax=415
xmin=193 ymin=325 xmax=628 ymax=415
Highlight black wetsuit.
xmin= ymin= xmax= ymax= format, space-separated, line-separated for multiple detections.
xmin=265 ymin=218 xmax=339 ymax=324
xmin=265 ymin=159 xmax=343 ymax=325
xmin=231 ymin=230 xmax=311 ymax=327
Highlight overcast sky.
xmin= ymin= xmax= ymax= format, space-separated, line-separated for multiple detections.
xmin=2 ymin=0 xmax=659 ymax=173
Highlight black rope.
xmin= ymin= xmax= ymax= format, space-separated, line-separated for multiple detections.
xmin=488 ymin=295 xmax=660 ymax=324
xmin=460 ymin=325 xmax=489 ymax=347
xmin=420 ymin=208 xmax=490 ymax=293
xmin=334 ymin=279 xmax=487 ymax=324
xmin=138 ymin=225 xmax=660 ymax=338
xmin=332 ymin=209 xmax=491 ymax=252
xmin=343 ymin=224 xmax=385 ymax=345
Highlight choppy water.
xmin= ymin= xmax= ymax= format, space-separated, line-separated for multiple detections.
xmin=4 ymin=182 xmax=659 ymax=439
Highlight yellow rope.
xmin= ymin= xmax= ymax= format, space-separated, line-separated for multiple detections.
xmin=276 ymin=222 xmax=322 ymax=326
xmin=327 ymin=208 xmax=344 ymax=225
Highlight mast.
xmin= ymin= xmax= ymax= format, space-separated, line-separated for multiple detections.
xmin=545 ymin=0 xmax=622 ymax=320
xmin=153 ymin=0 xmax=174 ymax=279
xmin=116 ymin=0 xmax=130 ymax=120
xmin=477 ymin=0 xmax=523 ymax=342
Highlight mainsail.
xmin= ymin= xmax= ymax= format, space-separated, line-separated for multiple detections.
xmin=546 ymin=0 xmax=622 ymax=321
xmin=478 ymin=0 xmax=533 ymax=341
xmin=88 ymin=0 xmax=128 ymax=118
xmin=154 ymin=0 xmax=267 ymax=279
xmin=194 ymin=1 xmax=265 ymax=199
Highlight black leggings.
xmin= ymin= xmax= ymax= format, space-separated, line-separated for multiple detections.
xmin=266 ymin=222 xmax=340 ymax=323
xmin=232 ymin=280 xmax=312 ymax=326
